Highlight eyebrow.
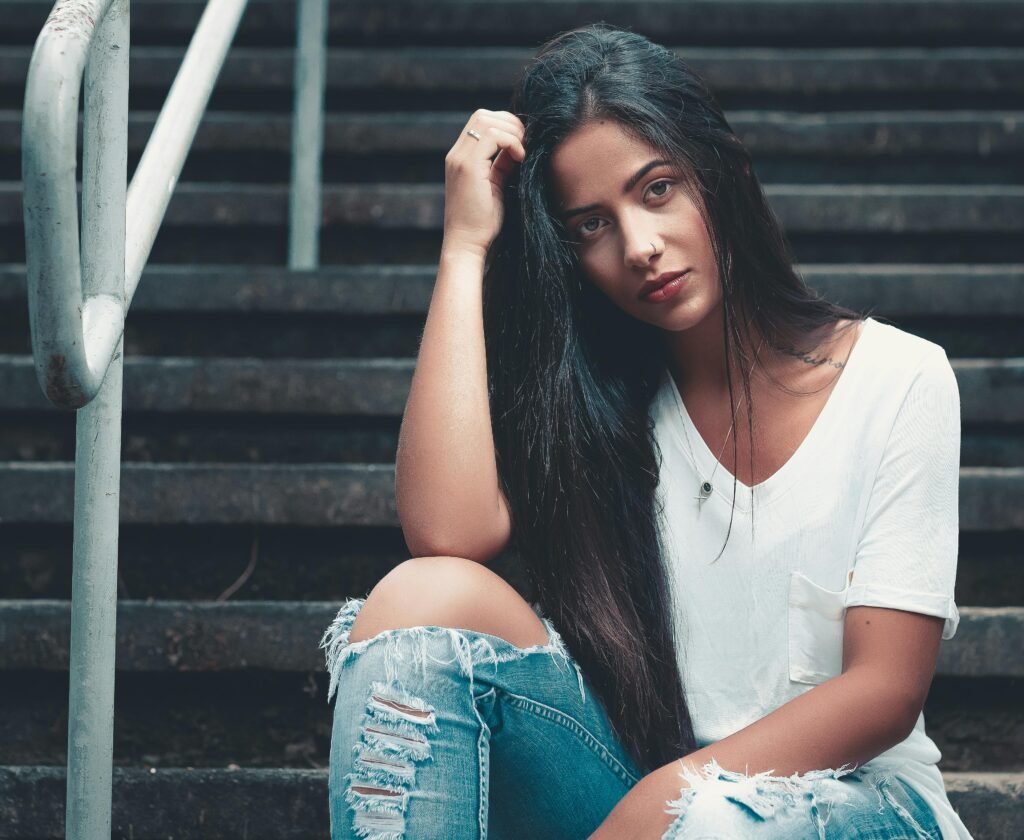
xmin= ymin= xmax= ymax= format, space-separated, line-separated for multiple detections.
xmin=560 ymin=158 xmax=672 ymax=221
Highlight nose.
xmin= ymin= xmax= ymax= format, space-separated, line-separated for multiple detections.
xmin=622 ymin=220 xmax=658 ymax=270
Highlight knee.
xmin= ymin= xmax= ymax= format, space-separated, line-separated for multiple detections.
xmin=348 ymin=555 xmax=550 ymax=648
xmin=662 ymin=765 xmax=853 ymax=840
xmin=380 ymin=555 xmax=487 ymax=599
xmin=396 ymin=554 xmax=485 ymax=581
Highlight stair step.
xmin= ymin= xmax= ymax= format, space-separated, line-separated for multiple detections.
xmin=0 ymin=355 xmax=415 ymax=414
xmin=0 ymin=669 xmax=1018 ymax=772
xmin=0 ymin=263 xmax=1021 ymax=316
xmin=0 ymin=518 xmax=429 ymax=603
xmin=0 ymin=766 xmax=1019 ymax=840
xmin=0 ymin=600 xmax=1019 ymax=677
xmin=6 ymin=200 xmax=1020 ymax=265
xmin=1 ymin=319 xmax=1019 ymax=366
xmin=0 ymin=462 xmax=396 ymax=525
xmin=0 ymin=354 xmax=1020 ymax=421
xmin=4 ymin=182 xmax=1024 ymax=231
xmin=0 ymin=418 xmax=1013 ymax=472
xmin=0 ymin=525 xmax=1014 ymax=607
xmin=2 ymin=265 xmax=1022 ymax=359
xmin=0 ymin=463 xmax=1020 ymax=529
xmin=5 ymin=109 xmax=1020 ymax=185
xmin=0 ymin=526 xmax=1017 ymax=606
xmin=4 ymin=109 xmax=1024 ymax=157
xmin=5 ymin=0 xmax=1024 ymax=48
xmin=4 ymin=46 xmax=1023 ymax=101
xmin=0 ymin=765 xmax=330 ymax=839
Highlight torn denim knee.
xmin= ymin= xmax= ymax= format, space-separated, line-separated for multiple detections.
xmin=661 ymin=757 xmax=940 ymax=840
xmin=319 ymin=596 xmax=587 ymax=705
xmin=321 ymin=597 xmax=589 ymax=840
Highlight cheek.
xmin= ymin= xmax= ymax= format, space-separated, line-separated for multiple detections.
xmin=578 ymin=247 xmax=615 ymax=280
xmin=577 ymin=254 xmax=643 ymax=303
xmin=576 ymin=253 xmax=603 ymax=285
xmin=579 ymin=260 xmax=618 ymax=296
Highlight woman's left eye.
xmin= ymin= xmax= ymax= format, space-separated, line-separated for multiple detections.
xmin=648 ymin=180 xmax=672 ymax=198
xmin=575 ymin=180 xmax=674 ymax=239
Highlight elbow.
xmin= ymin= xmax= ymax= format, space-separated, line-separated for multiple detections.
xmin=844 ymin=668 xmax=926 ymax=745
xmin=401 ymin=525 xmax=509 ymax=567
xmin=896 ymin=693 xmax=927 ymax=741
xmin=884 ymin=686 xmax=926 ymax=743
xmin=396 ymin=483 xmax=513 ymax=566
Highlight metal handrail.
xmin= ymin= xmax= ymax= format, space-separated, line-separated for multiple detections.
xmin=290 ymin=0 xmax=328 ymax=269
xmin=24 ymin=0 xmax=249 ymax=406
xmin=21 ymin=0 xmax=326 ymax=836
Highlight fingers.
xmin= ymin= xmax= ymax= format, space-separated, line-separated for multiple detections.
xmin=488 ymin=109 xmax=526 ymax=135
xmin=488 ymin=131 xmax=526 ymax=189
xmin=469 ymin=108 xmax=525 ymax=136
xmin=487 ymin=124 xmax=527 ymax=160
xmin=452 ymin=109 xmax=526 ymax=161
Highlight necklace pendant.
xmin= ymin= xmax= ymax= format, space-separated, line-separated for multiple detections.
xmin=695 ymin=480 xmax=713 ymax=508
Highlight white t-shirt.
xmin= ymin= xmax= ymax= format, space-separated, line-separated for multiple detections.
xmin=650 ymin=316 xmax=972 ymax=839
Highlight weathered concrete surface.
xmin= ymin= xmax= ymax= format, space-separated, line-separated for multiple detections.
xmin=3 ymin=181 xmax=1024 ymax=231
xmin=2 ymin=45 xmax=1024 ymax=95
xmin=0 ymin=600 xmax=1018 ymax=676
xmin=2 ymin=110 xmax=1022 ymax=156
xmin=0 ymin=766 xmax=1019 ymax=839
xmin=0 ymin=353 xmax=1020 ymax=420
xmin=1 ymin=264 xmax=1023 ymax=317
xmin=0 ymin=766 xmax=330 ymax=839
xmin=5 ymin=0 xmax=1023 ymax=46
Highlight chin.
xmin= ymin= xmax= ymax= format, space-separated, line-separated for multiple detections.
xmin=659 ymin=304 xmax=718 ymax=333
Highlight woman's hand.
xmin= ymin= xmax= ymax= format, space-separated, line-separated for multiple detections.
xmin=441 ymin=108 xmax=526 ymax=263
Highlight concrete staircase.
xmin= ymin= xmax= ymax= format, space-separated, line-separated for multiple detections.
xmin=0 ymin=1 xmax=1022 ymax=836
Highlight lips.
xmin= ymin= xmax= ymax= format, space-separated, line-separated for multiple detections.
xmin=639 ymin=270 xmax=690 ymax=299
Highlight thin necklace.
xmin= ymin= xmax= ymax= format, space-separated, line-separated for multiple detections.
xmin=674 ymin=336 xmax=766 ymax=510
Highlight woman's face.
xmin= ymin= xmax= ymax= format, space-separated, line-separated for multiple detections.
xmin=550 ymin=119 xmax=723 ymax=330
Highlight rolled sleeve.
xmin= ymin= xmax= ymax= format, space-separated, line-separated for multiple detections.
xmin=845 ymin=345 xmax=962 ymax=640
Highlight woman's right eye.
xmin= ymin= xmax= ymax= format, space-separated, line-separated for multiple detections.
xmin=575 ymin=179 xmax=675 ymax=241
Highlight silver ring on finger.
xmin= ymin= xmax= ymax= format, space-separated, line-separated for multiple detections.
xmin=466 ymin=128 xmax=482 ymax=141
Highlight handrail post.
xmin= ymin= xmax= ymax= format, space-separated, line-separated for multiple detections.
xmin=70 ymin=1 xmax=128 ymax=837
xmin=288 ymin=0 xmax=328 ymax=269
xmin=23 ymin=0 xmax=249 ymax=835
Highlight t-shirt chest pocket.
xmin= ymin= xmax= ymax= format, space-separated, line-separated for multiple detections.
xmin=787 ymin=569 xmax=853 ymax=685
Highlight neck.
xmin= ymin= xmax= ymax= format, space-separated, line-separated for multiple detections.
xmin=661 ymin=301 xmax=769 ymax=397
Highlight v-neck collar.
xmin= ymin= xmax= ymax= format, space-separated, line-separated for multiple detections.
xmin=662 ymin=317 xmax=875 ymax=509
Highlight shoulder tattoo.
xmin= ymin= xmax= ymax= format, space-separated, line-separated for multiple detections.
xmin=778 ymin=345 xmax=846 ymax=370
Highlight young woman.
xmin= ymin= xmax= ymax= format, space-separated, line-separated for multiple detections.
xmin=320 ymin=23 xmax=970 ymax=840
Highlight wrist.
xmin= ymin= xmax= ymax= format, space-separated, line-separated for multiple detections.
xmin=440 ymin=239 xmax=489 ymax=269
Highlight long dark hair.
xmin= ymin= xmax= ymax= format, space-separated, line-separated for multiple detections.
xmin=481 ymin=23 xmax=866 ymax=775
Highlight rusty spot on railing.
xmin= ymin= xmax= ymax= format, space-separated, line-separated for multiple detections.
xmin=45 ymin=353 xmax=82 ymax=405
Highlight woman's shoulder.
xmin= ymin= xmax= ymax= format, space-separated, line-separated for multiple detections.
xmin=771 ymin=316 xmax=936 ymax=409
xmin=862 ymin=316 xmax=947 ymax=363
xmin=856 ymin=318 xmax=960 ymax=441
xmin=858 ymin=317 xmax=953 ymax=389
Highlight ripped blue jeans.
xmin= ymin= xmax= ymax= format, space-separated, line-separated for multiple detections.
xmin=320 ymin=596 xmax=943 ymax=840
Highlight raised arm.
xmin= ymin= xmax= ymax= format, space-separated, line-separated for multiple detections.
xmin=395 ymin=109 xmax=526 ymax=564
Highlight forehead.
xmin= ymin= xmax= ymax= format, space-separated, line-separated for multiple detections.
xmin=550 ymin=120 xmax=662 ymax=203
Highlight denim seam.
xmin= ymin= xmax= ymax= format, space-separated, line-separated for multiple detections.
xmin=500 ymin=690 xmax=641 ymax=787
